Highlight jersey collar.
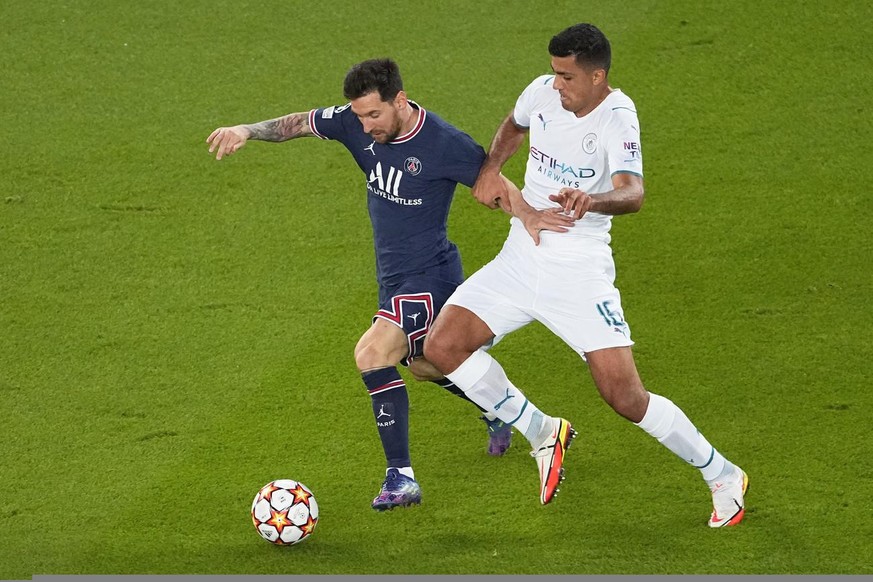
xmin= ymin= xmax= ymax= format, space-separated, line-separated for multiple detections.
xmin=390 ymin=101 xmax=426 ymax=144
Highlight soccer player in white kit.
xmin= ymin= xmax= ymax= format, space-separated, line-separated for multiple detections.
xmin=425 ymin=23 xmax=749 ymax=526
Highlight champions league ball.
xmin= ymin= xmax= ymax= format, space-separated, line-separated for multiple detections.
xmin=251 ymin=479 xmax=319 ymax=545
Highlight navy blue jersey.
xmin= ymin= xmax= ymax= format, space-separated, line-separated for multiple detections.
xmin=308 ymin=102 xmax=486 ymax=287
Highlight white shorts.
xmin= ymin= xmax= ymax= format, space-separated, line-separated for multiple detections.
xmin=446 ymin=225 xmax=633 ymax=357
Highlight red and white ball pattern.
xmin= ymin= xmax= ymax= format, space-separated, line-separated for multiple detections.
xmin=251 ymin=479 xmax=318 ymax=545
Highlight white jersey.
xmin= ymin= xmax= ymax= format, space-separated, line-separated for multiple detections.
xmin=511 ymin=74 xmax=643 ymax=244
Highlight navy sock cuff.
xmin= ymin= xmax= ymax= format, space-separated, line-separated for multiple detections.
xmin=362 ymin=367 xmax=403 ymax=393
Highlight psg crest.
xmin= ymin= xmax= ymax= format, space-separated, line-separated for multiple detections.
xmin=404 ymin=157 xmax=422 ymax=175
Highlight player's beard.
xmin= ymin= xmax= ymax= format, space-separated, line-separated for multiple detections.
xmin=371 ymin=116 xmax=403 ymax=144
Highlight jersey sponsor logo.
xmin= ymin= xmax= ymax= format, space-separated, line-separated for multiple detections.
xmin=529 ymin=147 xmax=595 ymax=179
xmin=583 ymin=133 xmax=598 ymax=154
xmin=334 ymin=103 xmax=351 ymax=114
xmin=530 ymin=146 xmax=595 ymax=187
xmin=623 ymin=141 xmax=641 ymax=159
xmin=369 ymin=161 xmax=403 ymax=195
xmin=367 ymin=161 xmax=423 ymax=206
xmin=404 ymin=157 xmax=422 ymax=176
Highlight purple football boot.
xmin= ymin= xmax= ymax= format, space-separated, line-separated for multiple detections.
xmin=372 ymin=468 xmax=422 ymax=511
xmin=482 ymin=416 xmax=512 ymax=456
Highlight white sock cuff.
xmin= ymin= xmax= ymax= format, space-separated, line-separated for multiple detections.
xmin=445 ymin=349 xmax=493 ymax=391
xmin=635 ymin=392 xmax=676 ymax=439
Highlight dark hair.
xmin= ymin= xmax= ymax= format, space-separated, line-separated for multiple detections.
xmin=548 ymin=23 xmax=611 ymax=74
xmin=343 ymin=58 xmax=404 ymax=101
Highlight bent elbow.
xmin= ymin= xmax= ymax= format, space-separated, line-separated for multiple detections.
xmin=631 ymin=188 xmax=645 ymax=213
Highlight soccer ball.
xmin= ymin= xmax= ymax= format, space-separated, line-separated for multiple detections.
xmin=251 ymin=479 xmax=319 ymax=545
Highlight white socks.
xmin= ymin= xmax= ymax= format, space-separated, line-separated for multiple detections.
xmin=636 ymin=392 xmax=729 ymax=483
xmin=391 ymin=467 xmax=415 ymax=479
xmin=447 ymin=352 xmax=736 ymax=483
xmin=447 ymin=349 xmax=552 ymax=447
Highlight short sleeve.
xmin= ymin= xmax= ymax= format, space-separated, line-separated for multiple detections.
xmin=441 ymin=130 xmax=486 ymax=187
xmin=604 ymin=107 xmax=644 ymax=178
xmin=512 ymin=75 xmax=553 ymax=129
xmin=308 ymin=103 xmax=356 ymax=142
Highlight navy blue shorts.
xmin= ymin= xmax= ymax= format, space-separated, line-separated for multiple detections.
xmin=374 ymin=273 xmax=462 ymax=367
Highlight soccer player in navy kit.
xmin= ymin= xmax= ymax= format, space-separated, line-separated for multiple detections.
xmin=207 ymin=59 xmax=515 ymax=510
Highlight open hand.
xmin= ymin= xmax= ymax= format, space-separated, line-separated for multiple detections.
xmin=548 ymin=187 xmax=592 ymax=219
xmin=521 ymin=207 xmax=576 ymax=245
xmin=206 ymin=126 xmax=250 ymax=160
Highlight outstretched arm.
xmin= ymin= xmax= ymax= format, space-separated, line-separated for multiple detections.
xmin=471 ymin=112 xmax=528 ymax=209
xmin=206 ymin=111 xmax=314 ymax=160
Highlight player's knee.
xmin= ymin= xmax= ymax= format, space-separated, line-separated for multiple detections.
xmin=354 ymin=341 xmax=394 ymax=372
xmin=422 ymin=334 xmax=448 ymax=370
xmin=602 ymin=383 xmax=648 ymax=422
xmin=424 ymin=329 xmax=475 ymax=374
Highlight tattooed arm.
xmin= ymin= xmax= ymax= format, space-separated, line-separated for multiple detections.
xmin=242 ymin=112 xmax=313 ymax=141
xmin=206 ymin=112 xmax=313 ymax=160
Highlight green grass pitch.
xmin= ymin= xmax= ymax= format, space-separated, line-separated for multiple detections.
xmin=2 ymin=0 xmax=872 ymax=576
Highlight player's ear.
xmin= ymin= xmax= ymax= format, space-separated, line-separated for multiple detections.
xmin=393 ymin=90 xmax=409 ymax=109
xmin=592 ymin=69 xmax=607 ymax=86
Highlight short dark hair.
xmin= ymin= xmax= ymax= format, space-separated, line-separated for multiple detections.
xmin=343 ymin=58 xmax=404 ymax=101
xmin=548 ymin=23 xmax=611 ymax=74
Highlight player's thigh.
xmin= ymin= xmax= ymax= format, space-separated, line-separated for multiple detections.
xmin=428 ymin=304 xmax=495 ymax=353
xmin=536 ymin=277 xmax=634 ymax=357
xmin=375 ymin=275 xmax=459 ymax=366
xmin=444 ymin=256 xmax=535 ymax=339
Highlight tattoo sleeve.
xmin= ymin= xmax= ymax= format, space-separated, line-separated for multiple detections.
xmin=245 ymin=112 xmax=313 ymax=142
